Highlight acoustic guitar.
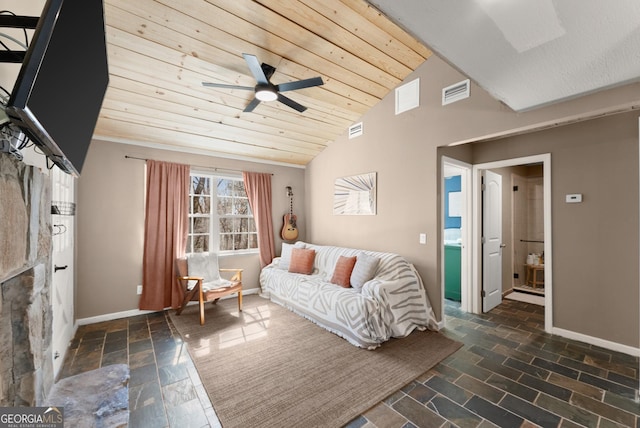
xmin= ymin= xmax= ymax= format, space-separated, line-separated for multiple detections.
xmin=281 ymin=186 xmax=299 ymax=241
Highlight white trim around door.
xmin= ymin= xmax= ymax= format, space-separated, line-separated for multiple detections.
xmin=472 ymin=153 xmax=553 ymax=333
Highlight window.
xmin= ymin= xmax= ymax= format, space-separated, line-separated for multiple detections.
xmin=188 ymin=173 xmax=258 ymax=254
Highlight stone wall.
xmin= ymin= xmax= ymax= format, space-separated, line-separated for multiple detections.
xmin=0 ymin=153 xmax=54 ymax=406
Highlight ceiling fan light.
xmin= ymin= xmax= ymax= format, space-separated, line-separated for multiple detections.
xmin=255 ymin=88 xmax=278 ymax=102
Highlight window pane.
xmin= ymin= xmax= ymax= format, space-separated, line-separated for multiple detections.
xmin=239 ymin=218 xmax=249 ymax=233
xmin=234 ymin=198 xmax=250 ymax=215
xmin=249 ymin=220 xmax=257 ymax=233
xmin=186 ymin=236 xmax=192 ymax=253
xmin=219 ymin=218 xmax=233 ymax=234
xmin=193 ymin=217 xmax=209 ymax=233
xmin=220 ymin=234 xmax=233 ymax=251
xmin=192 ymin=195 xmax=210 ymax=214
xmin=234 ymin=233 xmax=248 ymax=250
xmin=249 ymin=233 xmax=258 ymax=249
xmin=233 ymin=180 xmax=245 ymax=196
xmin=217 ymin=197 xmax=233 ymax=215
xmin=192 ymin=176 xmax=210 ymax=195
xmin=193 ymin=234 xmax=208 ymax=252
xmin=217 ymin=179 xmax=233 ymax=197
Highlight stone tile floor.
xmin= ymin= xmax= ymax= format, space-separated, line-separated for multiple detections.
xmin=59 ymin=298 xmax=639 ymax=427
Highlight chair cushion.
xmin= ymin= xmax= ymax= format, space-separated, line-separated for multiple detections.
xmin=187 ymin=252 xmax=221 ymax=283
xmin=202 ymin=278 xmax=234 ymax=291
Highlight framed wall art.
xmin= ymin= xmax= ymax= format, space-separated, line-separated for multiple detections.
xmin=333 ymin=172 xmax=377 ymax=215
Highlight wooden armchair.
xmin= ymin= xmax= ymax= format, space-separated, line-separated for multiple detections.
xmin=175 ymin=253 xmax=243 ymax=325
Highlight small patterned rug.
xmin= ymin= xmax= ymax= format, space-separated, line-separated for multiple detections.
xmin=170 ymin=295 xmax=462 ymax=428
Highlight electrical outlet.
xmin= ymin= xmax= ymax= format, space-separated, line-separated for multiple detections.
xmin=419 ymin=233 xmax=427 ymax=244
xmin=136 ymin=285 xmax=143 ymax=295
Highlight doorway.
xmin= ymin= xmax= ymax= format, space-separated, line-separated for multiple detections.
xmin=511 ymin=167 xmax=545 ymax=299
xmin=442 ymin=157 xmax=472 ymax=314
xmin=472 ymin=154 xmax=552 ymax=333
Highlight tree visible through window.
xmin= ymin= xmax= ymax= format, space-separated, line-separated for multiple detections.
xmin=187 ymin=173 xmax=258 ymax=253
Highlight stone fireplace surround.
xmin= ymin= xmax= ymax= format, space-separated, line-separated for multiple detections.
xmin=0 ymin=153 xmax=54 ymax=406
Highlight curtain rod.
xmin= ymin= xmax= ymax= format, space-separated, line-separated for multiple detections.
xmin=124 ymin=155 xmax=273 ymax=175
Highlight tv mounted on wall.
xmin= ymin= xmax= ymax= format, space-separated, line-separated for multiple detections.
xmin=4 ymin=0 xmax=109 ymax=176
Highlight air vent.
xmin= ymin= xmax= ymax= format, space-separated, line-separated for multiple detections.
xmin=395 ymin=78 xmax=420 ymax=115
xmin=442 ymin=79 xmax=470 ymax=105
xmin=348 ymin=122 xmax=363 ymax=139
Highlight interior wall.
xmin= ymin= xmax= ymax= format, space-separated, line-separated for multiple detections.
xmin=470 ymin=111 xmax=639 ymax=347
xmin=75 ymin=140 xmax=305 ymax=319
xmin=307 ymin=53 xmax=639 ymax=349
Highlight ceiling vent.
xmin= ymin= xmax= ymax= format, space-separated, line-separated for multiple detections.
xmin=348 ymin=122 xmax=363 ymax=139
xmin=442 ymin=79 xmax=470 ymax=106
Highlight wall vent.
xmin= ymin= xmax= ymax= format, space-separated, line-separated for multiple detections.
xmin=348 ymin=122 xmax=363 ymax=139
xmin=442 ymin=79 xmax=470 ymax=105
xmin=395 ymin=78 xmax=420 ymax=115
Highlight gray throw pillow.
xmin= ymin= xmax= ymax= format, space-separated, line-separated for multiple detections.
xmin=278 ymin=242 xmax=305 ymax=270
xmin=350 ymin=252 xmax=379 ymax=290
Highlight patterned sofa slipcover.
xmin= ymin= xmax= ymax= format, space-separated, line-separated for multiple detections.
xmin=259 ymin=242 xmax=439 ymax=349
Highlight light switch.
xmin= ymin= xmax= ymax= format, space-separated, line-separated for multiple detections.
xmin=419 ymin=233 xmax=427 ymax=244
xmin=566 ymin=194 xmax=582 ymax=203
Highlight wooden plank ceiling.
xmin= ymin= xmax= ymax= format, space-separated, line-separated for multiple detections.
xmin=96 ymin=0 xmax=431 ymax=166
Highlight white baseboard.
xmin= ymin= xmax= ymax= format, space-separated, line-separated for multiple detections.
xmin=77 ymin=308 xmax=158 ymax=326
xmin=552 ymin=327 xmax=640 ymax=357
xmin=77 ymin=288 xmax=261 ymax=326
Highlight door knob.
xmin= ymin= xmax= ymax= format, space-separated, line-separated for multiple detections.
xmin=54 ymin=265 xmax=68 ymax=272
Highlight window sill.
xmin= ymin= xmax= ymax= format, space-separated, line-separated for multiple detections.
xmin=219 ymin=250 xmax=259 ymax=257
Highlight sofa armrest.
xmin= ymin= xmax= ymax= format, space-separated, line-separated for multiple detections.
xmin=361 ymin=266 xmax=437 ymax=334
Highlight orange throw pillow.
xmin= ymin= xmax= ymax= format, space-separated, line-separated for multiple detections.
xmin=289 ymin=248 xmax=316 ymax=275
xmin=330 ymin=255 xmax=357 ymax=288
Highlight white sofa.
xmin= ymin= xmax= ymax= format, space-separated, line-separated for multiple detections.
xmin=259 ymin=242 xmax=439 ymax=349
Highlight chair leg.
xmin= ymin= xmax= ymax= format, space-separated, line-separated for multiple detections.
xmin=199 ymin=299 xmax=205 ymax=325
xmin=199 ymin=284 xmax=205 ymax=325
xmin=176 ymin=282 xmax=199 ymax=316
xmin=237 ymin=289 xmax=243 ymax=312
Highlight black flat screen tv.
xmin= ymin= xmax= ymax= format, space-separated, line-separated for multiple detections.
xmin=5 ymin=0 xmax=109 ymax=176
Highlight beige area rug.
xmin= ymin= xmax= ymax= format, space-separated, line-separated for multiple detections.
xmin=169 ymin=295 xmax=462 ymax=428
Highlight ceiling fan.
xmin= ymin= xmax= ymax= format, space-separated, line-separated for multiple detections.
xmin=202 ymin=53 xmax=324 ymax=113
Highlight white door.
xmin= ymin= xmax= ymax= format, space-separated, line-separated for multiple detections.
xmin=51 ymin=168 xmax=75 ymax=377
xmin=482 ymin=170 xmax=502 ymax=312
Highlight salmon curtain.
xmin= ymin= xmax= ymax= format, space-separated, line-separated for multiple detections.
xmin=139 ymin=160 xmax=190 ymax=310
xmin=242 ymin=172 xmax=275 ymax=267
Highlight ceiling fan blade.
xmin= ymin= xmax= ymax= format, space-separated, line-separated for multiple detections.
xmin=243 ymin=53 xmax=269 ymax=85
xmin=202 ymin=82 xmax=254 ymax=90
xmin=277 ymin=93 xmax=307 ymax=113
xmin=277 ymin=76 xmax=324 ymax=92
xmin=243 ymin=97 xmax=261 ymax=113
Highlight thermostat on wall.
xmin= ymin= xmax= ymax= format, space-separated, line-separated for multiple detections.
xmin=566 ymin=194 xmax=582 ymax=203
